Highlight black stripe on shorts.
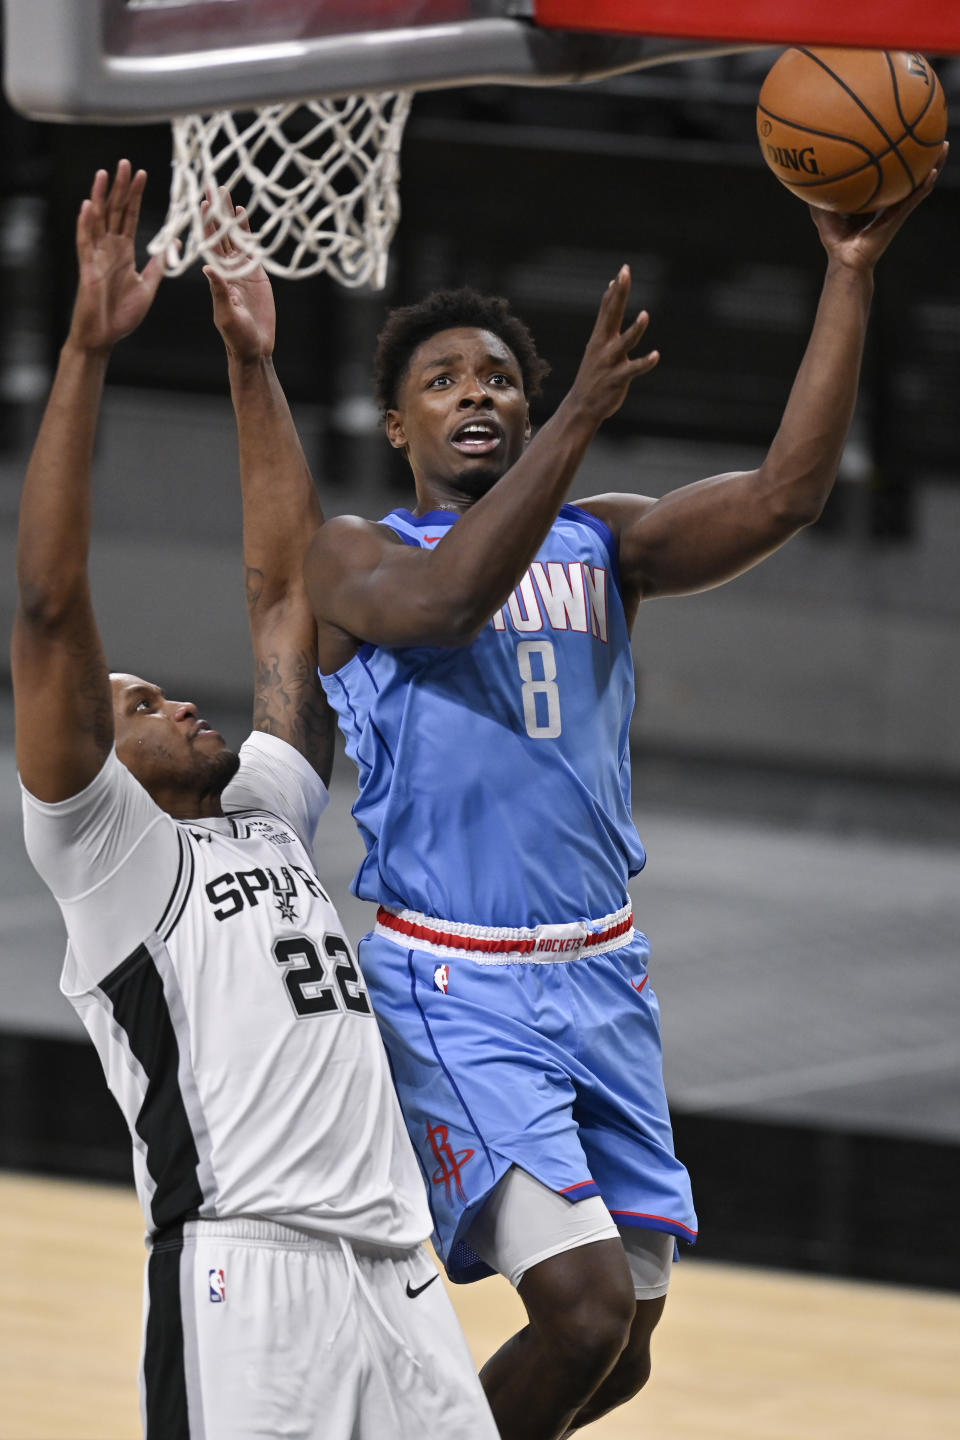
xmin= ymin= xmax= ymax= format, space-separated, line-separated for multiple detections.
xmin=144 ymin=1225 xmax=190 ymax=1438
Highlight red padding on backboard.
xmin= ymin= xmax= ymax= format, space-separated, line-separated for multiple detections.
xmin=532 ymin=1 xmax=960 ymax=54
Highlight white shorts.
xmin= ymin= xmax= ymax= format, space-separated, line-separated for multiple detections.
xmin=140 ymin=1219 xmax=498 ymax=1440
xmin=466 ymin=1166 xmax=674 ymax=1299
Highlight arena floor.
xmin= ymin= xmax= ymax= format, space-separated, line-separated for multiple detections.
xmin=3 ymin=1170 xmax=959 ymax=1440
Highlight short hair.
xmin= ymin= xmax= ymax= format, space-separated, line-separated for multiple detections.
xmin=373 ymin=287 xmax=551 ymax=416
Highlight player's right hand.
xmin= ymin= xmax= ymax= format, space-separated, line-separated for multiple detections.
xmin=203 ymin=189 xmax=277 ymax=361
xmin=810 ymin=139 xmax=949 ymax=271
xmin=567 ymin=266 xmax=660 ymax=425
xmin=67 ymin=161 xmax=165 ymax=355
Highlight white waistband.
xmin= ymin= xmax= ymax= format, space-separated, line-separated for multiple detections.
xmin=374 ymin=901 xmax=634 ymax=964
xmin=160 ymin=1222 xmax=424 ymax=1372
xmin=154 ymin=1217 xmax=418 ymax=1259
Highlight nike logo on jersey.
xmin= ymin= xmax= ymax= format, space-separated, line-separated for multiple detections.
xmin=405 ymin=1274 xmax=439 ymax=1299
xmin=424 ymin=534 xmax=445 ymax=544
xmin=490 ymin=561 xmax=608 ymax=643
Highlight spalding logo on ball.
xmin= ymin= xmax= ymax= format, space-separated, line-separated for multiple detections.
xmin=757 ymin=47 xmax=947 ymax=212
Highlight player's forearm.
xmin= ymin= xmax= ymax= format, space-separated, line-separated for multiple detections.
xmin=620 ymin=262 xmax=876 ymax=602
xmin=421 ymin=395 xmax=601 ymax=635
xmin=316 ymin=396 xmax=603 ymax=648
xmin=423 ymin=278 xmax=655 ymax=631
xmin=16 ymin=342 xmax=108 ymax=622
xmin=229 ymin=355 xmax=323 ymax=614
xmin=757 ymin=259 xmax=874 ymax=528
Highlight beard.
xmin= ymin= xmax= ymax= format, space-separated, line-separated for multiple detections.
xmin=119 ymin=733 xmax=243 ymax=818
xmin=193 ymin=745 xmax=241 ymax=801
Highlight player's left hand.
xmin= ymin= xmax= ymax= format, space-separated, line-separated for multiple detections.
xmin=810 ymin=139 xmax=948 ymax=268
xmin=203 ymin=189 xmax=276 ymax=360
xmin=68 ymin=161 xmax=166 ymax=354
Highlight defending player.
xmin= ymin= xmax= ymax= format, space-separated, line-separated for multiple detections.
xmin=301 ymin=147 xmax=947 ymax=1440
xmin=12 ymin=163 xmax=498 ymax=1440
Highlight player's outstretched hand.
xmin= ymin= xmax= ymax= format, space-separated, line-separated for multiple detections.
xmin=202 ymin=190 xmax=276 ymax=361
xmin=810 ymin=140 xmax=948 ymax=270
xmin=68 ymin=161 xmax=165 ymax=354
xmin=568 ymin=266 xmax=659 ymax=425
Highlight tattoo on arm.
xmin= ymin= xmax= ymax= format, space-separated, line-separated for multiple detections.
xmin=253 ymin=647 xmax=335 ymax=781
xmin=244 ymin=565 xmax=265 ymax=615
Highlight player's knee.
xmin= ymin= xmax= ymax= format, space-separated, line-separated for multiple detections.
xmin=544 ymin=1284 xmax=636 ymax=1383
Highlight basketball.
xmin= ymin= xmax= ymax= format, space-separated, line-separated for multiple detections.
xmin=756 ymin=47 xmax=947 ymax=213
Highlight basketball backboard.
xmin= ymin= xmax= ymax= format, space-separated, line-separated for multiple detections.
xmin=538 ymin=0 xmax=960 ymax=54
xmin=6 ymin=1 xmax=960 ymax=123
xmin=3 ymin=0 xmax=755 ymax=123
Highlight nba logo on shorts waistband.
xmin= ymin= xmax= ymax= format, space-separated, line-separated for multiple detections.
xmin=209 ymin=1269 xmax=225 ymax=1303
xmin=434 ymin=963 xmax=449 ymax=993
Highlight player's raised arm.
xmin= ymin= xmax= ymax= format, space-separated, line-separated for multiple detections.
xmin=204 ymin=197 xmax=333 ymax=784
xmin=12 ymin=162 xmax=165 ymax=802
xmin=305 ymin=266 xmax=659 ymax=654
xmin=586 ymin=142 xmax=948 ymax=613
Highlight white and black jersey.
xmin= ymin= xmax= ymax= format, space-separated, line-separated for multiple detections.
xmin=21 ymin=732 xmax=431 ymax=1251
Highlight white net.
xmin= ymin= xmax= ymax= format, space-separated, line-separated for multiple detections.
xmin=149 ymin=92 xmax=413 ymax=288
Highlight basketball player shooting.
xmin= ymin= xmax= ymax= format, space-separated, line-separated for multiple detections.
xmin=299 ymin=145 xmax=948 ymax=1440
xmin=12 ymin=162 xmax=499 ymax=1440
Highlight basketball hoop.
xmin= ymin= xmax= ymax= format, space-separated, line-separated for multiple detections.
xmin=148 ymin=92 xmax=413 ymax=288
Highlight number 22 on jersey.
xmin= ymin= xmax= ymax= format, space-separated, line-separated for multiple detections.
xmin=273 ymin=933 xmax=371 ymax=1018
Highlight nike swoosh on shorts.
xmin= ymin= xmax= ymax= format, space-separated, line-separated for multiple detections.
xmin=406 ymin=1274 xmax=440 ymax=1299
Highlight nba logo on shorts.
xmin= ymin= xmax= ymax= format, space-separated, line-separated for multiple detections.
xmin=433 ymin=964 xmax=449 ymax=994
xmin=209 ymin=1269 xmax=225 ymax=1303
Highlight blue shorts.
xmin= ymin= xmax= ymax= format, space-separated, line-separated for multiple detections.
xmin=358 ymin=926 xmax=697 ymax=1284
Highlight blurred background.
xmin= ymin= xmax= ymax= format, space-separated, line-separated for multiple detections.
xmin=1 ymin=42 xmax=958 ymax=1295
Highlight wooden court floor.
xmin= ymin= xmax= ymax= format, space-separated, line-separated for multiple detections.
xmin=2 ymin=1172 xmax=958 ymax=1439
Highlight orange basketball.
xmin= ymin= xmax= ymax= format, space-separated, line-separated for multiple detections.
xmin=757 ymin=47 xmax=947 ymax=213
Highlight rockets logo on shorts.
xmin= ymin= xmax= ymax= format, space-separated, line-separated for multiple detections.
xmin=426 ymin=1122 xmax=474 ymax=1203
xmin=433 ymin=963 xmax=449 ymax=994
xmin=209 ymin=1269 xmax=226 ymax=1303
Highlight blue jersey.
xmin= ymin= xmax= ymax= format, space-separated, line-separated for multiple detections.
xmin=321 ymin=504 xmax=646 ymax=928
